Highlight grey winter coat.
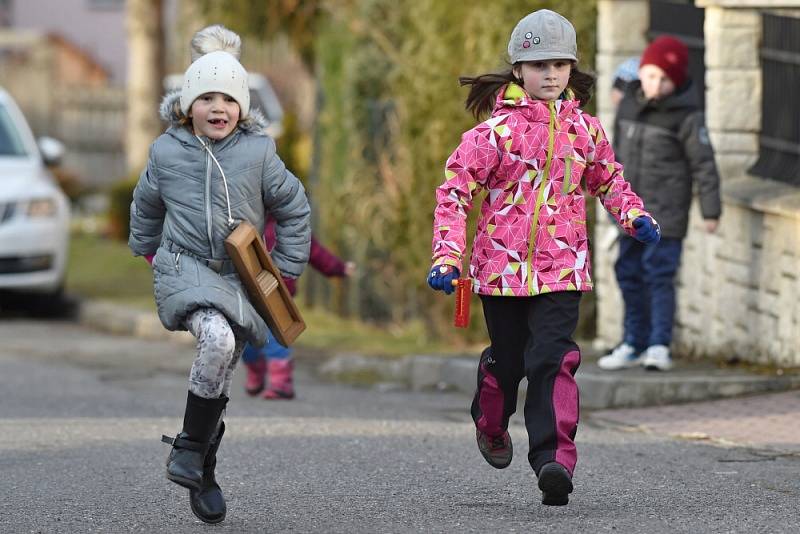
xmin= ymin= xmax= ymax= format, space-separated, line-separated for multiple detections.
xmin=613 ymin=81 xmax=721 ymax=239
xmin=128 ymin=92 xmax=311 ymax=346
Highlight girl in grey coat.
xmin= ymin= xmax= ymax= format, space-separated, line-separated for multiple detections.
xmin=128 ymin=25 xmax=310 ymax=524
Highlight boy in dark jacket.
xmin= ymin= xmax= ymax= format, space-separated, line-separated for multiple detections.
xmin=598 ymin=36 xmax=721 ymax=372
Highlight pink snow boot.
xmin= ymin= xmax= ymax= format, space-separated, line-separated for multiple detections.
xmin=243 ymin=360 xmax=267 ymax=396
xmin=262 ymin=359 xmax=295 ymax=400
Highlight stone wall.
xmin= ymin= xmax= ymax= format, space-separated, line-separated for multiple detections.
xmin=593 ymin=0 xmax=800 ymax=366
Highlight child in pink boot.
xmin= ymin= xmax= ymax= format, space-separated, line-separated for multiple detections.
xmin=242 ymin=217 xmax=355 ymax=399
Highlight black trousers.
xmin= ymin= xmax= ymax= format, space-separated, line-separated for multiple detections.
xmin=471 ymin=292 xmax=582 ymax=475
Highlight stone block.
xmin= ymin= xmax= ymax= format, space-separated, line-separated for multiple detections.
xmin=777 ymin=294 xmax=798 ymax=344
xmin=705 ymin=26 xmax=760 ymax=69
xmin=597 ymin=0 xmax=649 ymax=53
xmin=706 ymin=70 xmax=761 ymax=131
xmin=756 ymin=291 xmax=779 ymax=315
xmin=318 ymin=354 xmax=411 ymax=384
xmin=703 ymin=6 xmax=760 ymax=29
xmin=709 ymin=131 xmax=758 ymax=154
xmin=441 ymin=358 xmax=478 ymax=395
xmin=715 ymin=153 xmax=759 ymax=181
xmin=575 ymin=371 xmax=617 ymax=409
xmin=409 ymin=356 xmax=445 ymax=391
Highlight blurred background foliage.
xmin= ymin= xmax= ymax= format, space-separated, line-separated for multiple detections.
xmin=195 ymin=0 xmax=598 ymax=345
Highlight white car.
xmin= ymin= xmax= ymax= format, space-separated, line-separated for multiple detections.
xmin=0 ymin=87 xmax=70 ymax=303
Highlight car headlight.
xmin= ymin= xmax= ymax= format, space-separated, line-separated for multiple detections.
xmin=27 ymin=198 xmax=58 ymax=218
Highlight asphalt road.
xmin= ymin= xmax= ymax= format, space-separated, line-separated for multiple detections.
xmin=1 ymin=318 xmax=798 ymax=533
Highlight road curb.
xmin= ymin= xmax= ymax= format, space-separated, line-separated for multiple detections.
xmin=319 ymin=353 xmax=800 ymax=410
xmin=77 ymin=299 xmax=194 ymax=345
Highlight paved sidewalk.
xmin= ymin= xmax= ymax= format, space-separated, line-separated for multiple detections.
xmin=592 ymin=390 xmax=800 ymax=455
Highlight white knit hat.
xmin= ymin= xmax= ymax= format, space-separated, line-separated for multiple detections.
xmin=180 ymin=26 xmax=250 ymax=118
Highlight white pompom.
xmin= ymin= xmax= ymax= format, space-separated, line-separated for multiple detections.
xmin=190 ymin=24 xmax=241 ymax=62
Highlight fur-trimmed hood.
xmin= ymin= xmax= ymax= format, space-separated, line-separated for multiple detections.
xmin=159 ymin=90 xmax=269 ymax=135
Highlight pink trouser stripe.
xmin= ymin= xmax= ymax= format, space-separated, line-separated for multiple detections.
xmin=553 ymin=349 xmax=581 ymax=475
xmin=476 ymin=362 xmax=504 ymax=436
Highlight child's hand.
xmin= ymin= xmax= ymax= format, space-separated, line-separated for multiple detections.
xmin=632 ymin=216 xmax=660 ymax=244
xmin=704 ymin=219 xmax=719 ymax=234
xmin=427 ymin=265 xmax=460 ymax=295
xmin=344 ymin=261 xmax=357 ymax=277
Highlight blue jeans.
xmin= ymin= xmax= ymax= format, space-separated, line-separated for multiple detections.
xmin=614 ymin=235 xmax=683 ymax=351
xmin=241 ymin=329 xmax=292 ymax=363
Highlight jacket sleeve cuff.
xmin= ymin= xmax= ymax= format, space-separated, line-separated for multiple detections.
xmin=432 ymin=257 xmax=461 ymax=271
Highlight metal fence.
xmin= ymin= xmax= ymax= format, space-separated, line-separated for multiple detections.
xmin=748 ymin=13 xmax=800 ymax=187
xmin=647 ymin=0 xmax=706 ymax=109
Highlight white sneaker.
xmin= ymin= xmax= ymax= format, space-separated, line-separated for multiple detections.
xmin=597 ymin=343 xmax=642 ymax=370
xmin=641 ymin=345 xmax=673 ymax=371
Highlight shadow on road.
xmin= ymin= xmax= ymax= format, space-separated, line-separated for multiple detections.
xmin=0 ymin=290 xmax=80 ymax=320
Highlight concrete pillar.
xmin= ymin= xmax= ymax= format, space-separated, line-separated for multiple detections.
xmin=594 ymin=0 xmax=650 ymax=348
xmin=702 ymin=6 xmax=761 ymax=180
xmin=596 ymin=0 xmax=649 ymax=132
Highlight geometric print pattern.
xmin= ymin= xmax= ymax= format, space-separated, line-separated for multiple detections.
xmin=432 ymin=83 xmax=653 ymax=297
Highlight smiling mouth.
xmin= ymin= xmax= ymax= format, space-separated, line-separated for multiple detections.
xmin=208 ymin=118 xmax=228 ymax=127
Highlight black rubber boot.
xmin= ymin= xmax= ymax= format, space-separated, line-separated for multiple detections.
xmin=189 ymin=417 xmax=227 ymax=523
xmin=162 ymin=391 xmax=227 ymax=491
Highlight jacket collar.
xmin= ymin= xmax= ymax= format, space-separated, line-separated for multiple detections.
xmin=492 ymin=83 xmax=580 ymax=122
xmin=627 ymin=80 xmax=700 ymax=112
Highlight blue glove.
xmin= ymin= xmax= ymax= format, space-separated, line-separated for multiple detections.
xmin=633 ymin=216 xmax=660 ymax=244
xmin=427 ymin=265 xmax=460 ymax=295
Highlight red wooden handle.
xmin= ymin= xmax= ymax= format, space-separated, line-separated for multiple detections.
xmin=453 ymin=278 xmax=472 ymax=328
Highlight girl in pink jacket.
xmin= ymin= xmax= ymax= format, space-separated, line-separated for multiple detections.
xmin=428 ymin=9 xmax=660 ymax=506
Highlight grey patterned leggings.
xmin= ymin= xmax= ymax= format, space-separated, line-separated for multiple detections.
xmin=184 ymin=308 xmax=245 ymax=399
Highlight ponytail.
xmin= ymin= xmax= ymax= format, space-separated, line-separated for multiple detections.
xmin=459 ymin=63 xmax=597 ymax=120
xmin=568 ymin=66 xmax=596 ymax=108
xmin=459 ymin=69 xmax=520 ymax=120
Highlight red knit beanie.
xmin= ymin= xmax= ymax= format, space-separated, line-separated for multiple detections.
xmin=640 ymin=36 xmax=689 ymax=88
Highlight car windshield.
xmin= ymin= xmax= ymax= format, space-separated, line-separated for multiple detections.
xmin=0 ymin=104 xmax=28 ymax=156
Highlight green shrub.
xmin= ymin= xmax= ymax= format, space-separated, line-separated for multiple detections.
xmin=107 ymin=175 xmax=138 ymax=241
xmin=314 ymin=1 xmax=598 ymax=341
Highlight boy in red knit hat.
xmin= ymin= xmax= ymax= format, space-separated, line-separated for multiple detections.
xmin=598 ymin=35 xmax=721 ymax=372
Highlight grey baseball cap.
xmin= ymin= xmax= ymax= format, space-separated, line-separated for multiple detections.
xmin=508 ymin=9 xmax=578 ymax=64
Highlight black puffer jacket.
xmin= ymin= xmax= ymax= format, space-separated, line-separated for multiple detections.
xmin=613 ymin=80 xmax=721 ymax=239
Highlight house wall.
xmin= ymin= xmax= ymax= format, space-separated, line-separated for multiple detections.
xmin=594 ymin=0 xmax=800 ymax=366
xmin=11 ymin=0 xmax=127 ymax=84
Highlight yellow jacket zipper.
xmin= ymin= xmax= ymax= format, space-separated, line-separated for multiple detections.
xmin=526 ymin=101 xmax=557 ymax=295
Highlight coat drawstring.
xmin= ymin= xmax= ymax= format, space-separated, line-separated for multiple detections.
xmin=195 ymin=135 xmax=236 ymax=229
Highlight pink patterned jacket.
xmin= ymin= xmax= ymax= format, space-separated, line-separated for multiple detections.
xmin=432 ymin=83 xmax=653 ymax=297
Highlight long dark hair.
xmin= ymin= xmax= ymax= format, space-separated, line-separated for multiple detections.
xmin=459 ymin=63 xmax=596 ymax=120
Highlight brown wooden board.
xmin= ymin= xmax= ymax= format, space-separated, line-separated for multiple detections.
xmin=223 ymin=221 xmax=306 ymax=346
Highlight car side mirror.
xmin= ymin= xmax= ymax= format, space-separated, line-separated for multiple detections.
xmin=38 ymin=136 xmax=65 ymax=167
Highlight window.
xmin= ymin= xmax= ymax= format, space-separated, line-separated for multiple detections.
xmin=0 ymin=105 xmax=28 ymax=157
xmin=748 ymin=14 xmax=800 ymax=186
xmin=647 ymin=0 xmax=706 ymax=109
